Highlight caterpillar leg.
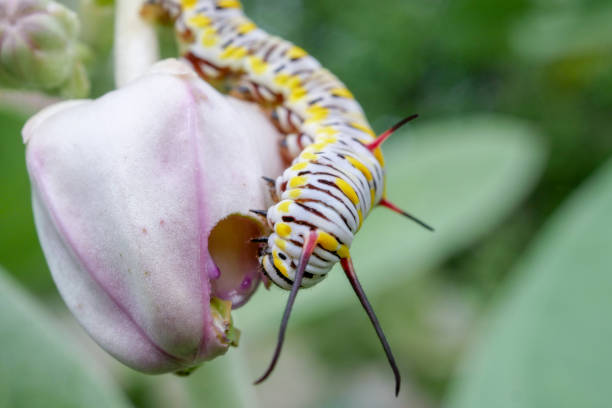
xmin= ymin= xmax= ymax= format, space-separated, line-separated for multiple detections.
xmin=183 ymin=52 xmax=234 ymax=91
xmin=254 ymin=229 xmax=319 ymax=385
xmin=272 ymin=106 xmax=311 ymax=162
xmin=341 ymin=256 xmax=401 ymax=396
xmin=280 ymin=133 xmax=314 ymax=162
xmin=270 ymin=106 xmax=303 ymax=134
xmin=261 ymin=176 xmax=279 ymax=202
xmin=230 ymin=78 xmax=283 ymax=106
xmin=249 ymin=209 xmax=268 ymax=217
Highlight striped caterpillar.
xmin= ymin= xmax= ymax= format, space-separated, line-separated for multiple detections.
xmin=142 ymin=0 xmax=433 ymax=395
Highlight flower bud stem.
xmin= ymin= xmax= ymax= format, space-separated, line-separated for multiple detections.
xmin=114 ymin=0 xmax=159 ymax=87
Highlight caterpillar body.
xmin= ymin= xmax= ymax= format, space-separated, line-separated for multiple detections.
xmin=143 ymin=0 xmax=433 ymax=396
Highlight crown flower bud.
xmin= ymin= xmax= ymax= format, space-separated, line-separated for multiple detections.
xmin=0 ymin=0 xmax=89 ymax=97
xmin=23 ymin=59 xmax=283 ymax=373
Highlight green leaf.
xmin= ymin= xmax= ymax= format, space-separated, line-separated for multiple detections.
xmin=236 ymin=114 xmax=545 ymax=336
xmin=182 ymin=349 xmax=259 ymax=408
xmin=444 ymin=158 xmax=612 ymax=408
xmin=0 ymin=267 xmax=132 ymax=408
xmin=0 ymin=109 xmax=53 ymax=294
xmin=511 ymin=5 xmax=612 ymax=62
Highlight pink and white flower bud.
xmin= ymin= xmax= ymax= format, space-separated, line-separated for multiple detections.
xmin=23 ymin=59 xmax=283 ymax=373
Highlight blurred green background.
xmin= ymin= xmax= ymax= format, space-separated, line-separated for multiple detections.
xmin=1 ymin=0 xmax=611 ymax=407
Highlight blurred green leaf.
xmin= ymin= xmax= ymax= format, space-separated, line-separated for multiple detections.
xmin=236 ymin=114 xmax=545 ymax=336
xmin=182 ymin=349 xmax=258 ymax=408
xmin=444 ymin=158 xmax=612 ymax=408
xmin=0 ymin=267 xmax=131 ymax=408
xmin=511 ymin=5 xmax=612 ymax=62
xmin=0 ymin=109 xmax=52 ymax=294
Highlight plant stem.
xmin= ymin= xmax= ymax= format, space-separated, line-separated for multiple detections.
xmin=114 ymin=0 xmax=159 ymax=87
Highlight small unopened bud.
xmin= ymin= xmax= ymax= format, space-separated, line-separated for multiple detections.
xmin=0 ymin=0 xmax=90 ymax=97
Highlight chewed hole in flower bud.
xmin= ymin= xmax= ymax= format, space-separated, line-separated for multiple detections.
xmin=209 ymin=214 xmax=266 ymax=308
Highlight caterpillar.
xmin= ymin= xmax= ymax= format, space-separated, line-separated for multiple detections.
xmin=142 ymin=0 xmax=433 ymax=396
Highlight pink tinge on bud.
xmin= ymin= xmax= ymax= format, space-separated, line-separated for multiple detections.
xmin=23 ymin=59 xmax=283 ymax=373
